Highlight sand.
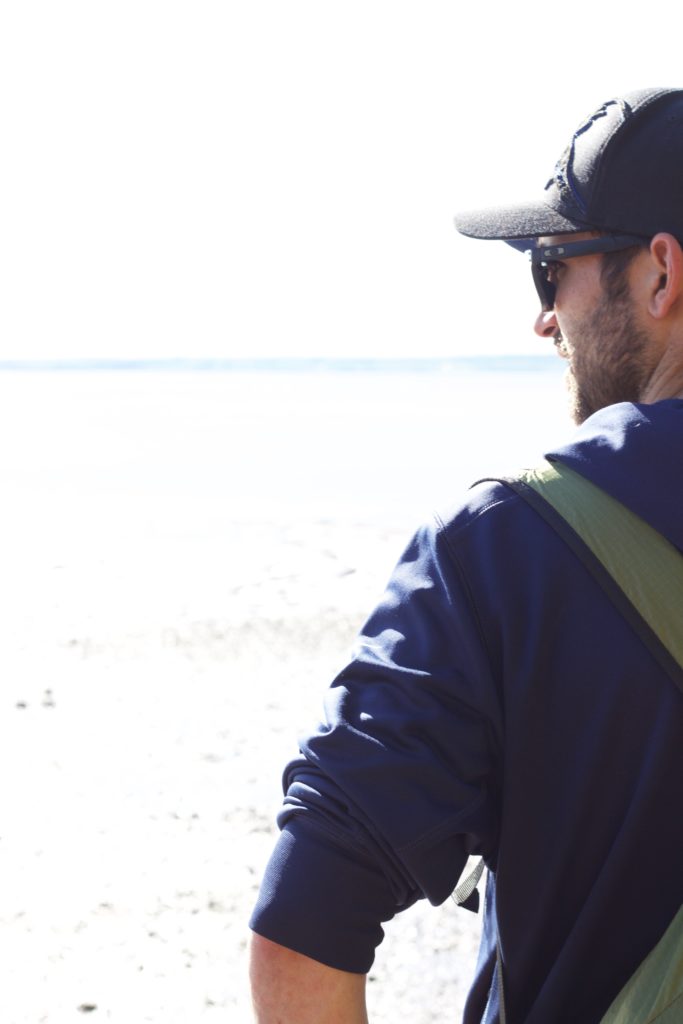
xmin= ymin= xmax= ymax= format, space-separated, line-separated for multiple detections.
xmin=1 ymin=512 xmax=482 ymax=1023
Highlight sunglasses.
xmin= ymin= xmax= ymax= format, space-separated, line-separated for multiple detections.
xmin=529 ymin=234 xmax=649 ymax=311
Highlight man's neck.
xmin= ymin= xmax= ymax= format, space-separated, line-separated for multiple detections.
xmin=640 ymin=339 xmax=683 ymax=403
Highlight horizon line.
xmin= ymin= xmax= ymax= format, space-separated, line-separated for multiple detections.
xmin=0 ymin=354 xmax=558 ymax=372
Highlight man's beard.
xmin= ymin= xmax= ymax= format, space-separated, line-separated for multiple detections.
xmin=559 ymin=287 xmax=652 ymax=425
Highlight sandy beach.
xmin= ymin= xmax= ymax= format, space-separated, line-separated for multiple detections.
xmin=2 ymin=513 xmax=482 ymax=1023
xmin=1 ymin=364 xmax=569 ymax=1021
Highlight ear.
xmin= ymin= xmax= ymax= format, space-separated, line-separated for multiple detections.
xmin=647 ymin=233 xmax=683 ymax=319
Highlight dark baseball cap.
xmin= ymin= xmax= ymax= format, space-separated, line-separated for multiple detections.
xmin=454 ymin=87 xmax=683 ymax=246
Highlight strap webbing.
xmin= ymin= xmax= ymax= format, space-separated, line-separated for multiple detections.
xmin=451 ymin=856 xmax=485 ymax=908
xmin=508 ymin=459 xmax=683 ymax=695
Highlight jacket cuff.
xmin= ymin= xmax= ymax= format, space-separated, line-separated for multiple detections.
xmin=249 ymin=818 xmax=399 ymax=973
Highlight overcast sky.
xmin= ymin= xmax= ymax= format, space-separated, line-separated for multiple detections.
xmin=1 ymin=2 xmax=680 ymax=360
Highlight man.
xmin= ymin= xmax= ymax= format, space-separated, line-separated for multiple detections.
xmin=249 ymin=87 xmax=683 ymax=1022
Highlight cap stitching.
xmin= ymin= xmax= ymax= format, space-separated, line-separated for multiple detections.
xmin=554 ymin=99 xmax=627 ymax=220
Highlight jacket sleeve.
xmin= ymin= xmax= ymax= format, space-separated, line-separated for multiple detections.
xmin=249 ymin=509 xmax=503 ymax=973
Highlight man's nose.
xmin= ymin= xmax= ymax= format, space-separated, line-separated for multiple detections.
xmin=534 ymin=309 xmax=558 ymax=338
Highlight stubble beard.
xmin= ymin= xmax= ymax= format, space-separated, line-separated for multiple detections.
xmin=559 ymin=288 xmax=653 ymax=426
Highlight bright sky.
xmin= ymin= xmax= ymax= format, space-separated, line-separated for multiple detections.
xmin=2 ymin=2 xmax=681 ymax=360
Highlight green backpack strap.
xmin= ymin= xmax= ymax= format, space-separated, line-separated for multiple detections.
xmin=510 ymin=458 xmax=683 ymax=694
xmin=502 ymin=458 xmax=683 ymax=1022
xmin=600 ymin=905 xmax=683 ymax=1024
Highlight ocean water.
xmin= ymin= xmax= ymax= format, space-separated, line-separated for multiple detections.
xmin=1 ymin=357 xmax=572 ymax=646
xmin=1 ymin=356 xmax=571 ymax=530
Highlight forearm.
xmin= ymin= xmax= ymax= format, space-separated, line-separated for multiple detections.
xmin=249 ymin=932 xmax=368 ymax=1024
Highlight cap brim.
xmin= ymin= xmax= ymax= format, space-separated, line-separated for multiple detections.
xmin=453 ymin=199 xmax=586 ymax=242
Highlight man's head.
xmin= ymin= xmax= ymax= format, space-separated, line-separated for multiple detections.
xmin=454 ymin=88 xmax=683 ymax=423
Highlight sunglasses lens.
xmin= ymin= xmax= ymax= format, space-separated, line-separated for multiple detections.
xmin=532 ymin=261 xmax=555 ymax=311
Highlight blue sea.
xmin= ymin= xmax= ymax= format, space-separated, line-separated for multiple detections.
xmin=2 ymin=356 xmax=570 ymax=536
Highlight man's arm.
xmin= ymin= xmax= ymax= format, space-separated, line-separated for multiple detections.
xmin=249 ymin=932 xmax=368 ymax=1024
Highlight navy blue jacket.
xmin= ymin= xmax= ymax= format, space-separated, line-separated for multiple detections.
xmin=250 ymin=401 xmax=683 ymax=1023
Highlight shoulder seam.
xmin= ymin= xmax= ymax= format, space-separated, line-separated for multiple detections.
xmin=433 ymin=484 xmax=519 ymax=542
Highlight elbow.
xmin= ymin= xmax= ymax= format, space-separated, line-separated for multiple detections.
xmin=249 ymin=930 xmax=368 ymax=1024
